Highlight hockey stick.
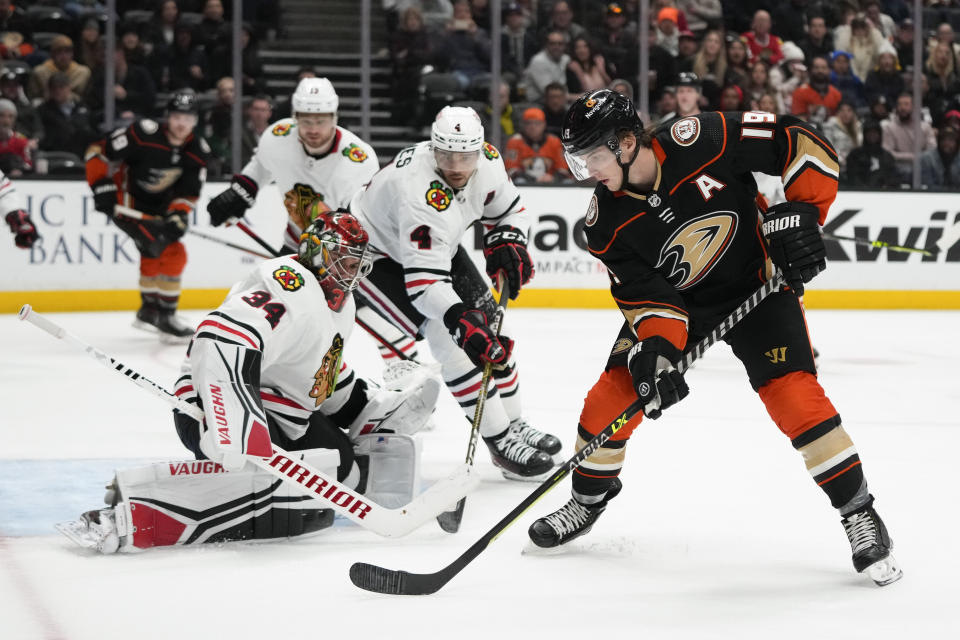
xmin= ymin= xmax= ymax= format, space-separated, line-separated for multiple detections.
xmin=235 ymin=220 xmax=287 ymax=258
xmin=349 ymin=273 xmax=785 ymax=594
xmin=115 ymin=204 xmax=274 ymax=259
xmin=436 ymin=276 xmax=510 ymax=533
xmin=17 ymin=304 xmax=478 ymax=538
xmin=823 ymin=231 xmax=934 ymax=256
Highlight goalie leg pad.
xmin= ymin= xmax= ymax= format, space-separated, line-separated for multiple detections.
xmin=353 ymin=433 xmax=421 ymax=509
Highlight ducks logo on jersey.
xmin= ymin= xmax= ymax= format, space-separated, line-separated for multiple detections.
xmin=310 ymin=334 xmax=344 ymax=406
xmin=272 ymin=122 xmax=292 ymax=136
xmin=341 ymin=143 xmax=368 ymax=163
xmin=482 ymin=142 xmax=499 ymax=160
xmin=273 ymin=266 xmax=305 ymax=292
xmin=655 ymin=211 xmax=738 ymax=290
xmin=425 ymin=180 xmax=453 ymax=211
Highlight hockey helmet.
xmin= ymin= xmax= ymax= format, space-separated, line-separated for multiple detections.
xmin=561 ymin=89 xmax=643 ymax=180
xmin=167 ymin=88 xmax=199 ymax=116
xmin=292 ymin=77 xmax=338 ymax=115
xmin=298 ymin=209 xmax=372 ymax=310
xmin=431 ymin=106 xmax=485 ymax=153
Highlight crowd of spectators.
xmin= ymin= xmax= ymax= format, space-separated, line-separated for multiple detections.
xmin=386 ymin=0 xmax=960 ymax=189
xmin=0 ymin=0 xmax=279 ymax=178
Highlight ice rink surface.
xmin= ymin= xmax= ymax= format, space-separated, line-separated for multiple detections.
xmin=1 ymin=305 xmax=958 ymax=639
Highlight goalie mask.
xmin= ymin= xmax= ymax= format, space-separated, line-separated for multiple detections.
xmin=298 ymin=209 xmax=372 ymax=311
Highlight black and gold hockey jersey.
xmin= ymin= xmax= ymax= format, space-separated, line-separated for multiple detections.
xmin=85 ymin=119 xmax=210 ymax=216
xmin=585 ymin=111 xmax=839 ymax=349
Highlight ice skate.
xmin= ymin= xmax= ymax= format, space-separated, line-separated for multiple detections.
xmin=155 ymin=311 xmax=195 ymax=344
xmin=483 ymin=427 xmax=554 ymax=480
xmin=132 ymin=304 xmax=160 ymax=333
xmin=509 ymin=417 xmax=562 ymax=461
xmin=528 ymin=478 xmax=622 ymax=548
xmin=56 ymin=509 xmax=122 ymax=554
xmin=842 ymin=498 xmax=902 ymax=586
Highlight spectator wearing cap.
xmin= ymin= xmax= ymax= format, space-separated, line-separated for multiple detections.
xmin=741 ymin=10 xmax=783 ymax=66
xmin=566 ymin=36 xmax=612 ymax=97
xmin=893 ymin=18 xmax=915 ymax=71
xmin=769 ymin=41 xmax=807 ymax=115
xmin=835 ymin=15 xmax=886 ymax=83
xmin=656 ymin=7 xmax=682 ymax=57
xmin=690 ymin=29 xmax=725 ymax=108
xmin=655 ymin=86 xmax=679 ymax=124
xmin=676 ymin=30 xmax=700 ymax=70
xmin=504 ymin=107 xmax=570 ymax=184
xmin=822 ymin=101 xmax=862 ymax=172
xmin=674 ymin=71 xmax=703 ymax=117
xmin=798 ymin=14 xmax=834 ymax=68
xmin=846 ymin=118 xmax=899 ymax=187
xmin=537 ymin=1 xmax=585 ymax=50
xmin=676 ymin=0 xmax=722 ymax=37
xmin=540 ymin=81 xmax=568 ymax=137
xmin=28 ymin=36 xmax=91 ymax=103
xmin=522 ymin=29 xmax=570 ymax=102
xmin=598 ymin=3 xmax=638 ymax=79
xmin=77 ymin=18 xmax=103 ymax=70
xmin=925 ymin=41 xmax=960 ymax=128
xmin=0 ymin=0 xmax=33 ymax=61
xmin=829 ymin=51 xmax=866 ymax=109
xmin=791 ymin=54 xmax=842 ymax=125
xmin=920 ymin=125 xmax=960 ymax=188
xmin=0 ymin=99 xmax=33 ymax=175
xmin=882 ymin=92 xmax=936 ymax=181
xmin=500 ymin=3 xmax=537 ymax=81
xmin=864 ymin=48 xmax=904 ymax=112
xmin=869 ymin=94 xmax=890 ymax=122
xmin=38 ymin=72 xmax=94 ymax=157
xmin=944 ymin=110 xmax=960 ymax=130
xmin=0 ymin=70 xmax=41 ymax=140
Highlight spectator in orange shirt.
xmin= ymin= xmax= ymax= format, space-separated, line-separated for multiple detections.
xmin=504 ymin=107 xmax=570 ymax=184
xmin=791 ymin=55 xmax=842 ymax=125
xmin=741 ymin=9 xmax=783 ymax=66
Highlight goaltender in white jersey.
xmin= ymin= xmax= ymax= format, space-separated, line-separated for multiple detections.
xmin=57 ymin=212 xmax=441 ymax=553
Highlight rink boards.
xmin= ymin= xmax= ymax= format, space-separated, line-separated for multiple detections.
xmin=1 ymin=181 xmax=958 ymax=312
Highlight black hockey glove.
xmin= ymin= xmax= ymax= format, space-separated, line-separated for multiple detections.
xmin=443 ymin=303 xmax=514 ymax=369
xmin=91 ymin=178 xmax=117 ymax=218
xmin=163 ymin=210 xmax=188 ymax=242
xmin=627 ymin=336 xmax=689 ymax=420
xmin=483 ymin=226 xmax=533 ymax=300
xmin=5 ymin=209 xmax=38 ymax=248
xmin=207 ymin=174 xmax=258 ymax=227
xmin=761 ymin=201 xmax=826 ymax=296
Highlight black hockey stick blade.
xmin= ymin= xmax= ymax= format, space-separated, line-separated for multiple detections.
xmin=349 ymin=563 xmax=453 ymax=596
xmin=436 ymin=497 xmax=466 ymax=533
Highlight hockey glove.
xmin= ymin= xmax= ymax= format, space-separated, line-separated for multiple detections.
xmin=483 ymin=226 xmax=533 ymax=300
xmin=5 ymin=209 xmax=38 ymax=248
xmin=627 ymin=336 xmax=689 ymax=420
xmin=443 ymin=303 xmax=514 ymax=369
xmin=207 ymin=174 xmax=258 ymax=226
xmin=91 ymin=178 xmax=118 ymax=218
xmin=761 ymin=201 xmax=826 ymax=296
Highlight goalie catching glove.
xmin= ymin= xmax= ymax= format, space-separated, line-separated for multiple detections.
xmin=483 ymin=226 xmax=533 ymax=300
xmin=627 ymin=336 xmax=689 ymax=420
xmin=443 ymin=303 xmax=513 ymax=369
xmin=761 ymin=201 xmax=826 ymax=296
xmin=207 ymin=174 xmax=258 ymax=226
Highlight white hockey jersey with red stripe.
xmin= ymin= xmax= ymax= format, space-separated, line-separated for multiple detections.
xmin=242 ymin=120 xmax=379 ymax=248
xmin=349 ymin=140 xmax=527 ymax=320
xmin=0 ymin=170 xmax=26 ymax=216
xmin=175 ymin=256 xmax=356 ymax=440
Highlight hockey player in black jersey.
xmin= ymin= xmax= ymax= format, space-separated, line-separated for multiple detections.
xmin=85 ymin=89 xmax=210 ymax=342
xmin=528 ymin=90 xmax=901 ymax=586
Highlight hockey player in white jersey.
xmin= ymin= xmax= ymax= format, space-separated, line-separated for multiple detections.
xmin=350 ymin=106 xmax=562 ymax=479
xmin=206 ymin=76 xmax=419 ymax=364
xmin=57 ymin=212 xmax=441 ymax=553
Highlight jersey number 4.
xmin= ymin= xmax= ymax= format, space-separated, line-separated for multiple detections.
xmin=241 ymin=290 xmax=286 ymax=329
xmin=410 ymin=225 xmax=432 ymax=250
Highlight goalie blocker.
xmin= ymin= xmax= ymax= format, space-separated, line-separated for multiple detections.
xmin=57 ymin=434 xmax=422 ymax=554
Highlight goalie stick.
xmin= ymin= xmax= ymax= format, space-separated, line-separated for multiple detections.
xmin=349 ymin=273 xmax=786 ymax=594
xmin=18 ymin=304 xmax=478 ymax=538
xmin=436 ymin=275 xmax=509 ymax=533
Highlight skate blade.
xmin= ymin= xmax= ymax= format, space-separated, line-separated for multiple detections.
xmin=159 ymin=332 xmax=193 ymax=345
xmin=865 ymin=554 xmax=903 ymax=586
xmin=131 ymin=318 xmax=159 ymax=334
xmin=500 ymin=465 xmax=557 ymax=482
xmin=55 ymin=518 xmax=105 ymax=551
xmin=520 ymin=540 xmax=569 ymax=556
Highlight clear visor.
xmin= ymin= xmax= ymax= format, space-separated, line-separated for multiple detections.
xmin=434 ymin=149 xmax=480 ymax=173
xmin=323 ymin=242 xmax=373 ymax=292
xmin=564 ymin=142 xmax=618 ymax=181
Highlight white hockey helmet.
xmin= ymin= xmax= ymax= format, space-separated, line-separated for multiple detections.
xmin=292 ymin=77 xmax=338 ymax=115
xmin=430 ymin=106 xmax=484 ymax=152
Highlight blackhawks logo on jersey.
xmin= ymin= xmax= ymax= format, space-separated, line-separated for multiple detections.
xmin=309 ymin=334 xmax=344 ymax=406
xmin=272 ymin=122 xmax=293 ymax=136
xmin=284 ymin=183 xmax=330 ymax=230
xmin=272 ymin=266 xmax=304 ymax=292
xmin=482 ymin=142 xmax=499 ymax=160
xmin=341 ymin=142 xmax=368 ymax=163
xmin=425 ymin=180 xmax=453 ymax=211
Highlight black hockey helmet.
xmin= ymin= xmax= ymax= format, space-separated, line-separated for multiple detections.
xmin=561 ymin=89 xmax=643 ymax=181
xmin=167 ymin=89 xmax=199 ymax=116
